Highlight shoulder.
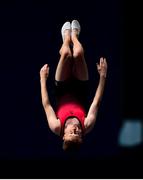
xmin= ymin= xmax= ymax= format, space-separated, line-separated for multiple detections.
xmin=51 ymin=118 xmax=61 ymax=136
xmin=84 ymin=117 xmax=95 ymax=135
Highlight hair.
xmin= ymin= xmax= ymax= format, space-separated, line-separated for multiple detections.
xmin=62 ymin=136 xmax=83 ymax=152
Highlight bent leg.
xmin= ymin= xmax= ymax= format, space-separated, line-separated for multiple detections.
xmin=55 ymin=32 xmax=73 ymax=81
xmin=71 ymin=32 xmax=89 ymax=81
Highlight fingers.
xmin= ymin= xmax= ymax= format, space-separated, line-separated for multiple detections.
xmin=100 ymin=57 xmax=103 ymax=66
xmin=100 ymin=57 xmax=106 ymax=63
xmin=96 ymin=57 xmax=107 ymax=70
xmin=41 ymin=64 xmax=49 ymax=71
xmin=43 ymin=64 xmax=48 ymax=69
xmin=96 ymin=62 xmax=100 ymax=69
xmin=98 ymin=57 xmax=107 ymax=67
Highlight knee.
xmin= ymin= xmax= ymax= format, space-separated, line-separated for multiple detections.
xmin=59 ymin=47 xmax=72 ymax=58
xmin=73 ymin=46 xmax=84 ymax=58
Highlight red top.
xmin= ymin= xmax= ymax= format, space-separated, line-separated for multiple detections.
xmin=56 ymin=94 xmax=86 ymax=136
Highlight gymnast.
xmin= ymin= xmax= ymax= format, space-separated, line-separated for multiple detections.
xmin=40 ymin=20 xmax=107 ymax=151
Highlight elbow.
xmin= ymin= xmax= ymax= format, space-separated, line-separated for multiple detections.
xmin=42 ymin=101 xmax=47 ymax=108
xmin=95 ymin=96 xmax=103 ymax=107
xmin=41 ymin=98 xmax=50 ymax=108
xmin=94 ymin=100 xmax=101 ymax=109
xmin=96 ymin=101 xmax=101 ymax=108
xmin=42 ymin=101 xmax=49 ymax=109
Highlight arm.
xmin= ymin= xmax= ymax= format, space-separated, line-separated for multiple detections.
xmin=40 ymin=64 xmax=60 ymax=135
xmin=84 ymin=57 xmax=107 ymax=134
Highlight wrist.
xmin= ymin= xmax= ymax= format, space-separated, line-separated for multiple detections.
xmin=100 ymin=74 xmax=106 ymax=79
xmin=40 ymin=77 xmax=47 ymax=82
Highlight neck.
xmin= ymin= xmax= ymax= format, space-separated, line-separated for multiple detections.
xmin=65 ymin=117 xmax=79 ymax=127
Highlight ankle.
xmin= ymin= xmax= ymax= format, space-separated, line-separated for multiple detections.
xmin=64 ymin=30 xmax=71 ymax=39
xmin=64 ymin=37 xmax=71 ymax=45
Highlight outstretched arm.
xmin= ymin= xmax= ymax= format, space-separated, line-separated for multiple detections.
xmin=84 ymin=57 xmax=107 ymax=134
xmin=40 ymin=64 xmax=60 ymax=135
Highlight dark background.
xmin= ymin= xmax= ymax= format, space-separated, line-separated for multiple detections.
xmin=0 ymin=0 xmax=142 ymax=178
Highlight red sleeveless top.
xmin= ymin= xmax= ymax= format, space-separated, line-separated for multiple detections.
xmin=56 ymin=94 xmax=86 ymax=136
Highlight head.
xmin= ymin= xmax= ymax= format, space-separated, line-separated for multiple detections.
xmin=62 ymin=123 xmax=83 ymax=151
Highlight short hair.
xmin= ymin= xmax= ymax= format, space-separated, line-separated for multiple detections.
xmin=63 ymin=136 xmax=83 ymax=152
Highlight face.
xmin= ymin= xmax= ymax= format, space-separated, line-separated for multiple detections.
xmin=63 ymin=124 xmax=82 ymax=141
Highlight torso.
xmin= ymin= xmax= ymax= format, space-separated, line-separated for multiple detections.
xmin=55 ymin=94 xmax=87 ymax=136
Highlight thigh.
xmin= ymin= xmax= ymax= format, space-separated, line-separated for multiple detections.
xmin=55 ymin=54 xmax=73 ymax=81
xmin=72 ymin=56 xmax=89 ymax=81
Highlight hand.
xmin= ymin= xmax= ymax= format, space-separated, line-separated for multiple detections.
xmin=96 ymin=57 xmax=107 ymax=78
xmin=40 ymin=64 xmax=49 ymax=80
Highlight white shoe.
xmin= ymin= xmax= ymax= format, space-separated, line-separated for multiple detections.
xmin=71 ymin=20 xmax=81 ymax=37
xmin=61 ymin=21 xmax=71 ymax=42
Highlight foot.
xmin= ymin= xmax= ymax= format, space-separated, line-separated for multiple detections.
xmin=61 ymin=21 xmax=71 ymax=42
xmin=71 ymin=20 xmax=81 ymax=38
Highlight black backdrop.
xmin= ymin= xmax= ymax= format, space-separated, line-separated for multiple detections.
xmin=0 ymin=0 xmax=142 ymax=178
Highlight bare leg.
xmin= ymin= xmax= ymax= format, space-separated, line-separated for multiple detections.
xmin=55 ymin=30 xmax=72 ymax=81
xmin=71 ymin=30 xmax=89 ymax=81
